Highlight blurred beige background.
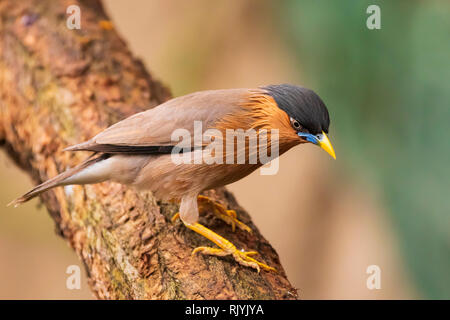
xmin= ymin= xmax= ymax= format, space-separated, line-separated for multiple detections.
xmin=0 ymin=1 xmax=417 ymax=299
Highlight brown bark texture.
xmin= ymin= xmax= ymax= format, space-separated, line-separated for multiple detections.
xmin=0 ymin=0 xmax=297 ymax=299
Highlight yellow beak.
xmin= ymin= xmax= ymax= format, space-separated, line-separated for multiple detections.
xmin=318 ymin=131 xmax=336 ymax=160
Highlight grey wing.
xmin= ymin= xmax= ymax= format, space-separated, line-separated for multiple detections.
xmin=65 ymin=88 xmax=250 ymax=153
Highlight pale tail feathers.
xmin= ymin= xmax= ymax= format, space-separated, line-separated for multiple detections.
xmin=8 ymin=154 xmax=110 ymax=207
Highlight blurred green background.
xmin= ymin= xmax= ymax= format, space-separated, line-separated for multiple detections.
xmin=276 ymin=0 xmax=450 ymax=299
xmin=0 ymin=0 xmax=448 ymax=299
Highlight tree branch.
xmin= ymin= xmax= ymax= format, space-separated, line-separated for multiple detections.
xmin=0 ymin=0 xmax=297 ymax=299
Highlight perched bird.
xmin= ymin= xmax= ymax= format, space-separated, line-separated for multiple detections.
xmin=10 ymin=84 xmax=335 ymax=272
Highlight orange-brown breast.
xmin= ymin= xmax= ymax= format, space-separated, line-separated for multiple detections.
xmin=211 ymin=89 xmax=302 ymax=162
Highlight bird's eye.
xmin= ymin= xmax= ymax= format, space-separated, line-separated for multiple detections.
xmin=290 ymin=117 xmax=301 ymax=130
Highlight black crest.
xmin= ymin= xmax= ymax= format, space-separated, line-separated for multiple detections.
xmin=263 ymin=84 xmax=330 ymax=134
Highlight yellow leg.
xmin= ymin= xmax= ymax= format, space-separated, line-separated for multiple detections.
xmin=171 ymin=195 xmax=252 ymax=233
xmin=185 ymin=222 xmax=276 ymax=273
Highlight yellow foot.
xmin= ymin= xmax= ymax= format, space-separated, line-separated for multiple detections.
xmin=186 ymin=222 xmax=276 ymax=273
xmin=193 ymin=246 xmax=275 ymax=273
xmin=197 ymin=195 xmax=252 ymax=233
xmin=171 ymin=195 xmax=252 ymax=233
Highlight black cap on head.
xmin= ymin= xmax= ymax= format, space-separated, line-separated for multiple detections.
xmin=263 ymin=84 xmax=330 ymax=134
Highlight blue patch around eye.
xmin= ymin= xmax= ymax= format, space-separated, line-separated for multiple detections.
xmin=297 ymin=132 xmax=319 ymax=145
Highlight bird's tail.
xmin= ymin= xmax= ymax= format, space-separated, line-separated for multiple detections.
xmin=8 ymin=153 xmax=109 ymax=207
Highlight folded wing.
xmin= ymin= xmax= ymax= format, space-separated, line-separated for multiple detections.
xmin=65 ymin=88 xmax=250 ymax=154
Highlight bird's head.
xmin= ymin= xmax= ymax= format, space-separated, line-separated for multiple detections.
xmin=263 ymin=84 xmax=336 ymax=159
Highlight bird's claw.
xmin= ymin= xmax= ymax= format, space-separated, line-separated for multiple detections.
xmin=171 ymin=208 xmax=251 ymax=233
xmin=173 ymin=196 xmax=253 ymax=233
xmin=171 ymin=212 xmax=180 ymax=222
xmin=212 ymin=208 xmax=252 ymax=233
xmin=192 ymin=246 xmax=276 ymax=273
xmin=198 ymin=195 xmax=252 ymax=233
xmin=226 ymin=209 xmax=237 ymax=219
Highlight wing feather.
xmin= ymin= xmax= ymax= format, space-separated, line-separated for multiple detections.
xmin=66 ymin=88 xmax=251 ymax=153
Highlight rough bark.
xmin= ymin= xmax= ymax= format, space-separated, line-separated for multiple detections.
xmin=0 ymin=0 xmax=297 ymax=299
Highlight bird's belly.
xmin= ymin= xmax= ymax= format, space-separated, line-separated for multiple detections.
xmin=203 ymin=163 xmax=262 ymax=189
xmin=132 ymin=154 xmax=262 ymax=200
